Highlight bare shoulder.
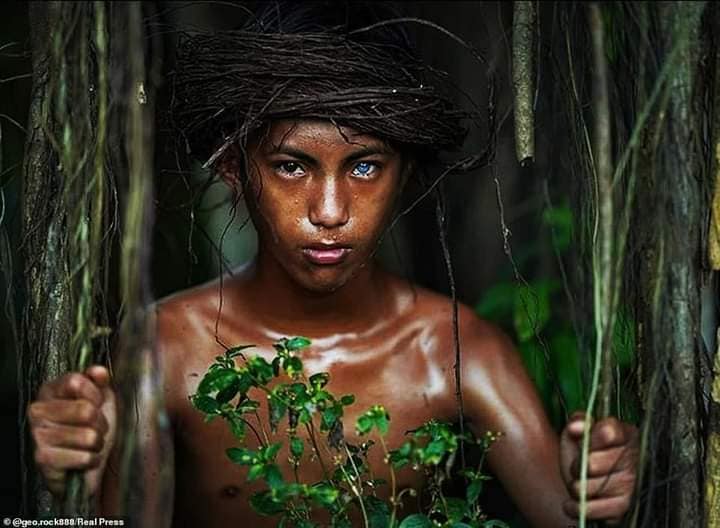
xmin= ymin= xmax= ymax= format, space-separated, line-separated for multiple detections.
xmin=150 ymin=276 xmax=240 ymax=414
xmin=394 ymin=278 xmax=518 ymax=369
xmin=386 ymin=276 xmax=527 ymax=420
xmin=154 ymin=278 xmax=224 ymax=346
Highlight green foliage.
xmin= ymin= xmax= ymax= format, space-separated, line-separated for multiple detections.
xmin=475 ymin=204 xmax=638 ymax=428
xmin=190 ymin=337 xmax=506 ymax=527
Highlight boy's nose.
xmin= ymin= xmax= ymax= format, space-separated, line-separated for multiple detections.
xmin=308 ymin=176 xmax=350 ymax=229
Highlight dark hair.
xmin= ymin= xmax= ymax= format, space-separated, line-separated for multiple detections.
xmin=171 ymin=1 xmax=469 ymax=169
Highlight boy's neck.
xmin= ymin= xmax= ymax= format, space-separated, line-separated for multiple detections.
xmin=241 ymin=248 xmax=393 ymax=337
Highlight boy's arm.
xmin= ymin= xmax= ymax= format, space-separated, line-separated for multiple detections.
xmin=458 ymin=313 xmax=637 ymax=527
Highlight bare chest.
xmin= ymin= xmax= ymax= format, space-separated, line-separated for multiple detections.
xmin=171 ymin=336 xmax=454 ymax=527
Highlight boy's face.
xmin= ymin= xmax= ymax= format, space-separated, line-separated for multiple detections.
xmin=241 ymin=119 xmax=405 ymax=293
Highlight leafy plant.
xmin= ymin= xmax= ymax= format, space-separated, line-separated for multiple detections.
xmin=475 ymin=203 xmax=639 ymax=428
xmin=190 ymin=337 xmax=508 ymax=528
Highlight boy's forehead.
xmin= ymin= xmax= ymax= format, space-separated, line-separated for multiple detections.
xmin=258 ymin=119 xmax=393 ymax=153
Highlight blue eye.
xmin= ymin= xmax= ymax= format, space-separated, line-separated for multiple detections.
xmin=351 ymin=161 xmax=377 ymax=178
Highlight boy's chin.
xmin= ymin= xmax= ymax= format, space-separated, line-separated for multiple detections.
xmin=294 ymin=268 xmax=357 ymax=295
xmin=297 ymin=275 xmax=351 ymax=295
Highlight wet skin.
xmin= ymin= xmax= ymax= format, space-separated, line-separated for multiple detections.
xmin=29 ymin=120 xmax=638 ymax=528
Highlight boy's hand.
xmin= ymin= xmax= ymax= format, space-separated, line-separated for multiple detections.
xmin=559 ymin=412 xmax=639 ymax=524
xmin=28 ymin=366 xmax=117 ymax=498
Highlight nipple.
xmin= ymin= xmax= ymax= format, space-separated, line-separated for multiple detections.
xmin=220 ymin=485 xmax=241 ymax=499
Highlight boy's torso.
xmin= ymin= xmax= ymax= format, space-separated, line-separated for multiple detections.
xmin=157 ymin=269 xmax=474 ymax=527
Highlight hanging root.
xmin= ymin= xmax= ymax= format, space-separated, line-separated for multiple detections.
xmin=512 ymin=1 xmax=536 ymax=166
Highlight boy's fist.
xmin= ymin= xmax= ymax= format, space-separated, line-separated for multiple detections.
xmin=28 ymin=366 xmax=117 ymax=498
xmin=559 ymin=412 xmax=639 ymax=524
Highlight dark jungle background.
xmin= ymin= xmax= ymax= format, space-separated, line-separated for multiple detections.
xmin=1 ymin=1 xmax=717 ymax=527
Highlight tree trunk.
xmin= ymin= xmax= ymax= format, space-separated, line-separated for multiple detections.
xmin=21 ymin=1 xmax=71 ymax=516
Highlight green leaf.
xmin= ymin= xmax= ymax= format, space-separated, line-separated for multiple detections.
xmin=288 ymin=382 xmax=310 ymax=401
xmin=248 ymin=463 xmax=265 ymax=481
xmin=298 ymin=408 xmax=312 ymax=425
xmin=356 ymin=405 xmax=390 ymax=436
xmin=269 ymin=396 xmax=288 ymax=432
xmin=475 ymin=282 xmax=516 ymax=324
xmin=482 ymin=521 xmax=510 ymax=528
xmin=249 ymin=490 xmax=285 ymax=516
xmin=356 ymin=414 xmax=373 ymax=435
xmin=309 ymin=372 xmax=330 ymax=389
xmin=308 ymin=483 xmax=339 ymax=506
xmin=313 ymin=389 xmax=331 ymax=403
xmin=226 ymin=447 xmax=257 ymax=466
xmin=247 ymin=357 xmax=274 ymax=384
xmin=284 ymin=356 xmax=304 ymax=378
xmin=466 ymin=479 xmax=483 ymax=504
xmin=444 ymin=497 xmax=468 ymax=522
xmin=216 ymin=377 xmax=241 ymax=403
xmin=236 ymin=373 xmax=254 ymax=395
xmin=197 ymin=367 xmax=238 ymax=395
xmin=262 ymin=442 xmax=283 ymax=462
xmin=542 ymin=203 xmax=573 ymax=252
xmin=365 ymin=496 xmax=390 ymax=528
xmin=340 ymin=394 xmax=355 ymax=406
xmin=264 ymin=463 xmax=284 ymax=488
xmin=286 ymin=336 xmax=312 ymax=351
xmin=513 ymin=280 xmax=558 ymax=343
xmin=191 ymin=395 xmax=219 ymax=414
xmin=549 ymin=330 xmax=584 ymax=411
xmin=275 ymin=483 xmax=303 ymax=502
xmin=290 ymin=436 xmax=304 ymax=458
xmin=398 ymin=514 xmax=433 ymax=528
xmin=518 ymin=340 xmax=550 ymax=407
xmin=374 ymin=414 xmax=389 ymax=435
xmin=322 ymin=406 xmax=342 ymax=431
xmin=388 ymin=441 xmax=413 ymax=468
xmin=228 ymin=415 xmax=246 ymax=440
xmin=421 ymin=439 xmax=448 ymax=465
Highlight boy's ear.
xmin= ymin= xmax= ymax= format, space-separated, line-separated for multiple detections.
xmin=215 ymin=146 xmax=243 ymax=193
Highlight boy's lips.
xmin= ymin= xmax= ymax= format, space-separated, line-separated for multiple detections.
xmin=302 ymin=244 xmax=352 ymax=265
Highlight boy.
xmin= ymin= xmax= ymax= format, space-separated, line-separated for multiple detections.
xmin=28 ymin=4 xmax=637 ymax=527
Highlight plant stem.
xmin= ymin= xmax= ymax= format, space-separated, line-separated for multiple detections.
xmin=342 ymin=444 xmax=370 ymax=528
xmin=252 ymin=410 xmax=270 ymax=446
xmin=305 ymin=422 xmax=329 ymax=480
xmin=378 ymin=435 xmax=397 ymax=526
xmin=579 ymin=5 xmax=612 ymax=528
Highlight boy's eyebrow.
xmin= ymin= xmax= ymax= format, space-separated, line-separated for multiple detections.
xmin=344 ymin=145 xmax=395 ymax=163
xmin=265 ymin=144 xmax=396 ymax=165
xmin=266 ymin=146 xmax=319 ymax=166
